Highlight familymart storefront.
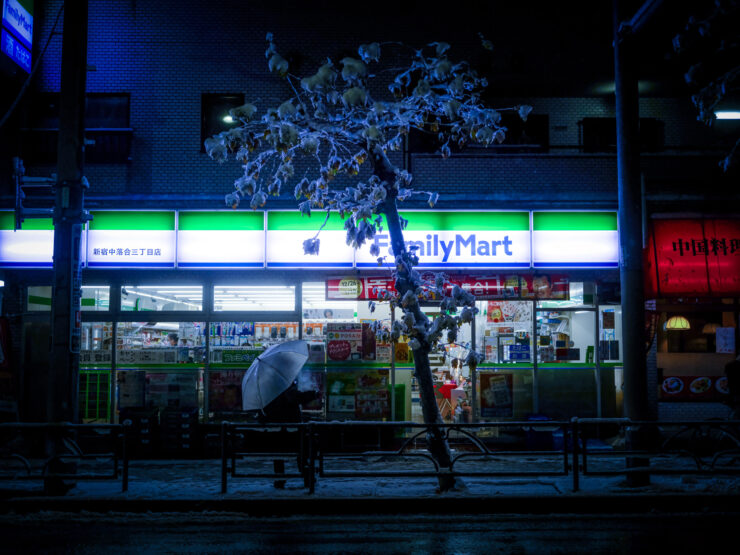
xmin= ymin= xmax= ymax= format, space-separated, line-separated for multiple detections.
xmin=1 ymin=209 xmax=625 ymax=435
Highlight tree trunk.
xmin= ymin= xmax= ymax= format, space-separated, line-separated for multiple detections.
xmin=372 ymin=148 xmax=457 ymax=491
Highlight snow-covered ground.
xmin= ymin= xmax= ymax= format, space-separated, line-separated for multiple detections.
xmin=2 ymin=450 xmax=739 ymax=500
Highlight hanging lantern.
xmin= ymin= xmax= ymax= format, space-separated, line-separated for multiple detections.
xmin=665 ymin=315 xmax=691 ymax=330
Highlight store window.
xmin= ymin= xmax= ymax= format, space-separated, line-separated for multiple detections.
xmin=214 ymin=285 xmax=295 ymax=311
xmin=121 ymin=285 xmax=203 ymax=311
xmin=27 ymin=285 xmax=110 ymax=312
xmin=536 ymin=281 xmax=595 ymax=308
xmin=599 ymin=306 xmax=622 ymax=361
xmin=115 ymin=322 xmax=206 ymax=422
xmin=20 ymin=93 xmax=132 ymax=163
xmin=477 ymin=300 xmax=533 ymax=364
xmin=659 ymin=311 xmax=731 ymax=353
xmin=536 ymin=309 xmax=596 ymax=364
xmin=81 ymin=286 xmax=110 ymax=311
xmin=80 ymin=322 xmax=113 ymax=422
xmin=201 ymin=93 xmax=244 ymax=151
xmin=580 ymin=117 xmax=664 ymax=153
xmin=27 ymin=286 xmax=52 ymax=311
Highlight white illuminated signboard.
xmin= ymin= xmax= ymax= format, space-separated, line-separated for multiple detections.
xmin=0 ymin=228 xmax=53 ymax=267
xmin=86 ymin=212 xmax=176 ymax=268
xmin=0 ymin=210 xmax=621 ymax=270
xmin=2 ymin=0 xmax=32 ymax=49
xmin=176 ymin=212 xmax=265 ymax=268
xmin=532 ymin=212 xmax=619 ymax=268
xmin=265 ymin=212 xmax=354 ymax=268
xmin=1 ymin=0 xmax=32 ymax=73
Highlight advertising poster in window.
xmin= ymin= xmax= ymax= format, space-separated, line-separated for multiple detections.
xmin=716 ymin=327 xmax=735 ymax=354
xmin=326 ymin=323 xmax=363 ymax=361
xmin=117 ymin=370 xmax=146 ymax=409
xmin=208 ymin=370 xmax=245 ymax=411
xmin=480 ymin=373 xmax=514 ymax=417
xmin=146 ymin=372 xmax=198 ymax=409
xmin=521 ymin=275 xmax=569 ymax=299
xmin=660 ymin=375 xmax=729 ymax=402
xmin=326 ymin=369 xmax=390 ymax=419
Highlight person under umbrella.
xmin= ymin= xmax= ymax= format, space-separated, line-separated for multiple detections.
xmin=258 ymin=381 xmax=318 ymax=424
xmin=241 ymin=341 xmax=318 ymax=487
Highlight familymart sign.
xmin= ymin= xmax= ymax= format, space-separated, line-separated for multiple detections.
xmin=0 ymin=210 xmax=619 ymax=269
xmin=356 ymin=212 xmax=531 ymax=268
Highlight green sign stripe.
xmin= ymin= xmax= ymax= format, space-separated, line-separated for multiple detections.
xmin=533 ymin=212 xmax=617 ymax=231
xmin=0 ymin=213 xmax=54 ymax=230
xmin=178 ymin=211 xmax=264 ymax=231
xmin=89 ymin=211 xmax=175 ymax=231
xmin=19 ymin=219 xmax=54 ymax=230
xmin=0 ymin=213 xmax=13 ymax=230
xmin=81 ymin=298 xmax=96 ymax=306
xmin=397 ymin=212 xmax=530 ymax=231
xmin=267 ymin=211 xmax=347 ymax=231
xmin=28 ymin=295 xmax=52 ymax=306
xmin=18 ymin=0 xmax=34 ymax=15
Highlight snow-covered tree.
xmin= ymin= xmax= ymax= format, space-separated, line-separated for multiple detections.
xmin=206 ymin=33 xmax=531 ymax=491
xmin=671 ymin=0 xmax=739 ymax=172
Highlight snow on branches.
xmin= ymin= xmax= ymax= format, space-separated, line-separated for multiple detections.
xmin=206 ymin=33 xmax=532 ymax=364
xmin=205 ymin=33 xmax=531 ymax=225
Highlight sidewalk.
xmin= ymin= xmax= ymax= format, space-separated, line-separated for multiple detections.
xmin=2 ymin=454 xmax=740 ymax=514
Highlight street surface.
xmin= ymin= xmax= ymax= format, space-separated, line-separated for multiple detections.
xmin=2 ymin=512 xmax=736 ymax=554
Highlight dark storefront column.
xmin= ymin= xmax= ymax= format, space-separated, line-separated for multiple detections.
xmin=614 ymin=0 xmax=652 ymax=485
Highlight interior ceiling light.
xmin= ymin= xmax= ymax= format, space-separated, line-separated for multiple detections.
xmin=665 ymin=315 xmax=691 ymax=330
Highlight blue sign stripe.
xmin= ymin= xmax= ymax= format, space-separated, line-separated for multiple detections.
xmin=356 ymin=262 xmax=532 ymax=268
xmin=0 ymin=261 xmax=52 ymax=267
xmin=533 ymin=262 xmax=619 ymax=268
xmin=1 ymin=28 xmax=31 ymax=73
xmin=177 ymin=262 xmax=264 ymax=268
xmin=267 ymin=262 xmax=353 ymax=268
xmin=87 ymin=262 xmax=175 ymax=268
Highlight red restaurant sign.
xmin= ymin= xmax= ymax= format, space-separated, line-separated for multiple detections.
xmin=646 ymin=219 xmax=740 ymax=297
xmin=326 ymin=274 xmax=569 ymax=301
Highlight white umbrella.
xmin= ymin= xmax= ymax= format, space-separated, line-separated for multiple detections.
xmin=242 ymin=340 xmax=309 ymax=411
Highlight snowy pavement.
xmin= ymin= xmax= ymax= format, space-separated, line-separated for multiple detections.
xmin=2 ymin=450 xmax=740 ymax=512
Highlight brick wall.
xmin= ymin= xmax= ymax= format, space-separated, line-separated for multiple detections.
xmin=22 ymin=1 xmax=721 ymax=206
xmin=658 ymin=402 xmax=733 ymax=421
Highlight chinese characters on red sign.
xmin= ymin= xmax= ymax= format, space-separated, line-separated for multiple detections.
xmin=645 ymin=219 xmax=740 ymax=296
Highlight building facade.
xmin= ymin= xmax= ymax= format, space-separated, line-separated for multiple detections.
xmin=0 ymin=1 xmax=738 ymax=441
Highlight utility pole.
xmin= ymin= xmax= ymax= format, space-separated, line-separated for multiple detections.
xmin=50 ymin=0 xmax=88 ymax=427
xmin=613 ymin=0 xmax=652 ymax=486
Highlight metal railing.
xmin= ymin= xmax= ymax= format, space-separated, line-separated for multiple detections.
xmin=572 ymin=417 xmax=740 ymax=492
xmin=0 ymin=422 xmax=130 ymax=493
xmin=220 ymin=420 xmax=572 ymax=494
xmin=219 ymin=418 xmax=740 ymax=495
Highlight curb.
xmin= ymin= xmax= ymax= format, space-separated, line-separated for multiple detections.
xmin=3 ymin=494 xmax=740 ymax=515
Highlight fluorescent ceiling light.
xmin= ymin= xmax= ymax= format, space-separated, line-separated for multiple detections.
xmin=716 ymin=111 xmax=740 ymax=120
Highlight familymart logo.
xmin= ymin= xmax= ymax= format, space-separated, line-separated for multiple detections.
xmin=373 ymin=233 xmax=516 ymax=261
xmin=359 ymin=230 xmax=530 ymax=268
xmin=356 ymin=211 xmax=532 ymax=269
